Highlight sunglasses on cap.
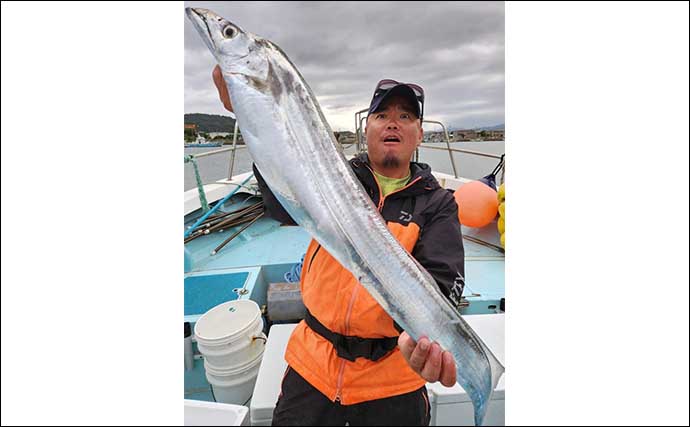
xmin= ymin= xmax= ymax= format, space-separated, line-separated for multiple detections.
xmin=372 ymin=79 xmax=425 ymax=120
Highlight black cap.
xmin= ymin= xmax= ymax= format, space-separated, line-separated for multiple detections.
xmin=368 ymin=83 xmax=423 ymax=121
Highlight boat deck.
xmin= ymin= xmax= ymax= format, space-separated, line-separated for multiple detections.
xmin=184 ymin=190 xmax=504 ymax=312
xmin=184 ymin=185 xmax=504 ymax=403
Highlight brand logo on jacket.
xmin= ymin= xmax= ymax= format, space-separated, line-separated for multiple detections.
xmin=449 ymin=272 xmax=465 ymax=308
xmin=398 ymin=210 xmax=413 ymax=223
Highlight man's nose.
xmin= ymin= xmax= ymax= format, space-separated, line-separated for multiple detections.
xmin=386 ymin=122 xmax=399 ymax=129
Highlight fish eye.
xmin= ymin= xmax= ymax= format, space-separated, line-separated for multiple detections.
xmin=223 ymin=26 xmax=237 ymax=38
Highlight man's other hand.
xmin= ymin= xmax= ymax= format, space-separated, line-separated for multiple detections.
xmin=213 ymin=65 xmax=233 ymax=112
xmin=398 ymin=331 xmax=457 ymax=387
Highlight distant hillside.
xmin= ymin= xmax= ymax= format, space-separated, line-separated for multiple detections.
xmin=184 ymin=113 xmax=236 ymax=132
xmin=478 ymin=123 xmax=505 ymax=131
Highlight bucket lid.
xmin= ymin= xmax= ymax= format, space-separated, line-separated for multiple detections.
xmin=195 ymin=300 xmax=261 ymax=342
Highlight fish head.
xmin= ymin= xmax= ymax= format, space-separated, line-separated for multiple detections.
xmin=185 ymin=8 xmax=267 ymax=82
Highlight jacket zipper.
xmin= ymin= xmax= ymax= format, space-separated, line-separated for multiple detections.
xmin=334 ymin=284 xmax=361 ymax=402
xmin=378 ymin=176 xmax=422 ymax=210
xmin=365 ymin=164 xmax=421 ymax=212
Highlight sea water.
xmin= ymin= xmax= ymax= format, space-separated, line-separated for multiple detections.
xmin=185 ymin=141 xmax=506 ymax=191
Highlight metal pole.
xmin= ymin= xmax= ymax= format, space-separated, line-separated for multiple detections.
xmin=423 ymin=120 xmax=458 ymax=178
xmin=359 ymin=116 xmax=368 ymax=153
xmin=354 ymin=111 xmax=360 ymax=153
xmin=463 ymin=235 xmax=505 ymax=254
xmin=416 ymin=145 xmax=503 ymax=159
xmin=354 ymin=108 xmax=368 ymax=154
xmin=228 ymin=120 xmax=240 ymax=179
xmin=201 ymin=201 xmax=263 ymax=230
xmin=186 ymin=145 xmax=246 ymax=160
xmin=205 ymin=206 xmax=263 ymax=234
xmin=211 ymin=212 xmax=264 ymax=255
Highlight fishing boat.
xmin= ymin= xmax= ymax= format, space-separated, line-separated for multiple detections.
xmin=183 ymin=111 xmax=506 ymax=426
xmin=185 ymin=133 xmax=223 ymax=148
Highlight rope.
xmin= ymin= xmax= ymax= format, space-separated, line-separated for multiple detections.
xmin=284 ymin=254 xmax=305 ymax=283
xmin=184 ymin=155 xmax=209 ymax=213
xmin=184 ymin=173 xmax=255 ymax=238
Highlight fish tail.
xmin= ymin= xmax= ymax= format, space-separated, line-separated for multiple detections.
xmin=448 ymin=319 xmax=505 ymax=426
xmin=474 ymin=342 xmax=504 ymax=426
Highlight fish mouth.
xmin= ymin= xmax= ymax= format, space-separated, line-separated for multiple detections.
xmin=185 ymin=8 xmax=217 ymax=52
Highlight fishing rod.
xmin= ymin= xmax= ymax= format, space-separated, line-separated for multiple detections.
xmin=184 ymin=195 xmax=263 ymax=244
xmin=215 ymin=213 xmax=262 ymax=233
xmin=184 ymin=174 xmax=255 ymax=238
xmin=184 ymin=201 xmax=263 ymax=244
xmin=184 ymin=203 xmax=264 ymax=245
xmin=203 ymin=203 xmax=264 ymax=233
xmin=205 ymin=207 xmax=264 ymax=234
xmin=200 ymin=201 xmax=263 ymax=230
xmin=184 ymin=229 xmax=206 ymax=244
xmin=184 ymin=212 xmax=262 ymax=245
xmin=211 ymin=212 xmax=265 ymax=255
xmin=197 ymin=195 xmax=263 ymax=227
xmin=463 ymin=235 xmax=505 ymax=254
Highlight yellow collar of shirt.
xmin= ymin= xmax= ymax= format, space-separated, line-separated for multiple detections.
xmin=372 ymin=169 xmax=412 ymax=198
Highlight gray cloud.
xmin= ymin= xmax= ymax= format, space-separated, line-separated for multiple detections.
xmin=184 ymin=1 xmax=504 ymax=130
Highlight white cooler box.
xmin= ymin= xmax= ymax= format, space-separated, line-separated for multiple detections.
xmin=184 ymin=399 xmax=249 ymax=426
xmin=250 ymin=324 xmax=295 ymax=426
xmin=251 ymin=315 xmax=504 ymax=426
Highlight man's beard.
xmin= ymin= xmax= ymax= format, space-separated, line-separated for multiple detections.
xmin=382 ymin=153 xmax=400 ymax=168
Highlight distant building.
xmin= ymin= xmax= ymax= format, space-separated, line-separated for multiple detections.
xmin=453 ymin=129 xmax=479 ymax=141
xmin=485 ymin=130 xmax=505 ymax=141
xmin=208 ymin=132 xmax=232 ymax=139
xmin=184 ymin=123 xmax=198 ymax=142
xmin=423 ymin=131 xmax=447 ymax=143
xmin=421 ymin=128 xmax=504 ymax=142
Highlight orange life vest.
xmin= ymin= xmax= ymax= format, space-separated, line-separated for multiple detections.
xmin=283 ymin=154 xmax=466 ymax=405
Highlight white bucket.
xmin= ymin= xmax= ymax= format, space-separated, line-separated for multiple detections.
xmin=195 ymin=300 xmax=266 ymax=369
xmin=194 ymin=300 xmax=263 ymax=347
xmin=205 ymin=349 xmax=264 ymax=405
xmin=199 ymin=330 xmax=267 ymax=369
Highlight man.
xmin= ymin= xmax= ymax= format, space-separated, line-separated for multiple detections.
xmin=213 ymin=67 xmax=465 ymax=426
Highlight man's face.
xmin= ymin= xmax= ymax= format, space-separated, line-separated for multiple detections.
xmin=365 ymin=96 xmax=423 ymax=172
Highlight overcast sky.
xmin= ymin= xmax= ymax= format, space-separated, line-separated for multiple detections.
xmin=184 ymin=1 xmax=504 ymax=131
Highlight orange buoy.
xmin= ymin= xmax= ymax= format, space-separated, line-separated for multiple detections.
xmin=454 ymin=181 xmax=499 ymax=228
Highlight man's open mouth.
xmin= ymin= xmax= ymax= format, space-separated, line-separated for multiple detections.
xmin=383 ymin=136 xmax=401 ymax=143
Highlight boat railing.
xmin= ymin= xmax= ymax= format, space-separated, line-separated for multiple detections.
xmin=186 ymin=145 xmax=247 ymax=160
xmin=186 ymin=110 xmax=505 ymax=198
xmin=185 ymin=121 xmax=249 ymax=177
xmin=419 ymin=120 xmax=458 ymax=178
